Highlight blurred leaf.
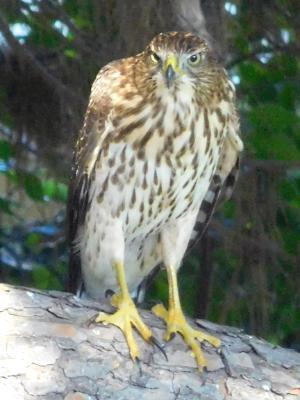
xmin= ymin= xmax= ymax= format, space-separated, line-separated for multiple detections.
xmin=239 ymin=62 xmax=267 ymax=85
xmin=42 ymin=178 xmax=56 ymax=198
xmin=25 ymin=232 xmax=41 ymax=248
xmin=24 ymin=173 xmax=44 ymax=202
xmin=55 ymin=182 xmax=68 ymax=202
xmin=248 ymin=104 xmax=300 ymax=159
xmin=249 ymin=103 xmax=298 ymax=134
xmin=147 ymin=270 xmax=168 ymax=306
xmin=0 ymin=197 xmax=13 ymax=215
xmin=0 ymin=140 xmax=12 ymax=161
xmin=278 ymin=179 xmax=299 ymax=202
xmin=277 ymin=82 xmax=296 ymax=110
xmin=42 ymin=179 xmax=68 ymax=202
xmin=29 ymin=25 xmax=61 ymax=48
xmin=31 ymin=265 xmax=63 ymax=290
xmin=64 ymin=48 xmax=77 ymax=58
xmin=234 ymin=35 xmax=250 ymax=53
xmin=32 ymin=265 xmax=51 ymax=289
xmin=277 ymin=54 xmax=298 ymax=78
xmin=6 ymin=169 xmax=19 ymax=184
xmin=221 ymin=200 xmax=236 ymax=219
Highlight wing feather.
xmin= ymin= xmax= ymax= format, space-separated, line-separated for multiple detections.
xmin=187 ymin=115 xmax=243 ymax=251
xmin=66 ymin=67 xmax=113 ymax=293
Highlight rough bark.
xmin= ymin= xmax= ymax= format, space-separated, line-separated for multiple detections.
xmin=0 ymin=284 xmax=299 ymax=400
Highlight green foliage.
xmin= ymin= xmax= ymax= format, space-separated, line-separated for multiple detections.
xmin=0 ymin=197 xmax=14 ymax=215
xmin=23 ymin=173 xmax=44 ymax=201
xmin=42 ymin=179 xmax=68 ymax=202
xmin=31 ymin=263 xmax=66 ymax=291
xmin=0 ymin=123 xmax=67 ymax=289
xmin=0 ymin=140 xmax=13 ymax=161
xmin=148 ymin=270 xmax=168 ymax=307
xmin=248 ymin=104 xmax=300 ymax=160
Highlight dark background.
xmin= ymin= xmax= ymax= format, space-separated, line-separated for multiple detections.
xmin=0 ymin=0 xmax=299 ymax=350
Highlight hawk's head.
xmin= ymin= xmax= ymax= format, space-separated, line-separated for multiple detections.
xmin=141 ymin=32 xmax=220 ymax=95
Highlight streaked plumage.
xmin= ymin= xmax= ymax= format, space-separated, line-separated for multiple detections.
xmin=67 ymin=31 xmax=243 ymax=368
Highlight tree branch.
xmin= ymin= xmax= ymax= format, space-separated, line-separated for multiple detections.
xmin=227 ymin=43 xmax=300 ymax=69
xmin=0 ymin=11 xmax=80 ymax=102
xmin=243 ymin=158 xmax=300 ymax=171
xmin=0 ymin=283 xmax=299 ymax=399
xmin=38 ymin=0 xmax=97 ymax=58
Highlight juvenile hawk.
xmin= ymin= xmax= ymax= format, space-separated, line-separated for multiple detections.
xmin=68 ymin=31 xmax=243 ymax=369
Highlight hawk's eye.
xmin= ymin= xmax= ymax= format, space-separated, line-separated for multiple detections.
xmin=188 ymin=53 xmax=202 ymax=66
xmin=150 ymin=52 xmax=160 ymax=64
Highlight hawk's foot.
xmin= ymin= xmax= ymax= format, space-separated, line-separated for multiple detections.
xmin=96 ymin=293 xmax=152 ymax=360
xmin=152 ymin=303 xmax=220 ymax=370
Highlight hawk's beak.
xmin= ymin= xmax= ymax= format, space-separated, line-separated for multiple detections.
xmin=163 ymin=55 xmax=180 ymax=87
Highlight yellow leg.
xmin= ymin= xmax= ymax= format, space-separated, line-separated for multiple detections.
xmin=95 ymin=261 xmax=152 ymax=360
xmin=152 ymin=264 xmax=220 ymax=370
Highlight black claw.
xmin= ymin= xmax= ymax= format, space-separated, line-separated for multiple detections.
xmin=150 ymin=336 xmax=168 ymax=361
xmin=169 ymin=332 xmax=176 ymax=341
xmin=105 ymin=289 xmax=115 ymax=298
xmin=135 ymin=357 xmax=143 ymax=376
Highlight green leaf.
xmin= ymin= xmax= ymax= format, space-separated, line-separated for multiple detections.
xmin=222 ymin=200 xmax=236 ymax=219
xmin=239 ymin=62 xmax=266 ymax=85
xmin=64 ymin=48 xmax=77 ymax=59
xmin=0 ymin=197 xmax=14 ymax=215
xmin=0 ymin=140 xmax=12 ymax=161
xmin=32 ymin=265 xmax=64 ymax=290
xmin=25 ymin=233 xmax=41 ymax=248
xmin=276 ymin=54 xmax=298 ymax=78
xmin=32 ymin=265 xmax=51 ymax=290
xmin=6 ymin=169 xmax=19 ymax=184
xmin=248 ymin=103 xmax=300 ymax=160
xmin=278 ymin=179 xmax=299 ymax=202
xmin=42 ymin=179 xmax=68 ymax=202
xmin=55 ymin=182 xmax=68 ymax=202
xmin=277 ymin=82 xmax=296 ymax=110
xmin=147 ymin=270 xmax=168 ymax=306
xmin=24 ymin=174 xmax=44 ymax=202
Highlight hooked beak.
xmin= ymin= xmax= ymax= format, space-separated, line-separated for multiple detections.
xmin=165 ymin=65 xmax=175 ymax=87
xmin=163 ymin=55 xmax=181 ymax=88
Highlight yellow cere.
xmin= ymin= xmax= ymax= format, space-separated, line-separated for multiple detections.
xmin=163 ymin=55 xmax=183 ymax=75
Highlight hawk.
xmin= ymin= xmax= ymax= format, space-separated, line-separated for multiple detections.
xmin=67 ymin=31 xmax=243 ymax=370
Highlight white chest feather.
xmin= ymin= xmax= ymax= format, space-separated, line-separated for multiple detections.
xmin=80 ymin=93 xmax=229 ymax=299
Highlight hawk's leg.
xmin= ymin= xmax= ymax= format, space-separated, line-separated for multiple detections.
xmin=152 ymin=214 xmax=220 ymax=370
xmin=152 ymin=264 xmax=220 ymax=369
xmin=95 ymin=261 xmax=152 ymax=360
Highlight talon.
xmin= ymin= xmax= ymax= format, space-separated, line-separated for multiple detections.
xmin=149 ymin=336 xmax=168 ymax=361
xmin=152 ymin=264 xmax=221 ymax=370
xmin=152 ymin=304 xmax=220 ymax=370
xmin=136 ymin=357 xmax=143 ymax=376
xmin=105 ymin=289 xmax=115 ymax=298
